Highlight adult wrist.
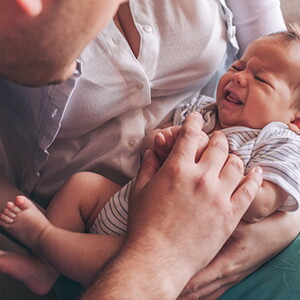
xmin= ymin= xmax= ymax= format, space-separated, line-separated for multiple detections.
xmin=84 ymin=234 xmax=194 ymax=300
xmin=121 ymin=236 xmax=193 ymax=299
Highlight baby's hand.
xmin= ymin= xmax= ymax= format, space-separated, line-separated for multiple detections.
xmin=153 ymin=125 xmax=181 ymax=163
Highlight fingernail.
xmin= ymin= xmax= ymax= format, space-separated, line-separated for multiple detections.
xmin=191 ymin=111 xmax=203 ymax=119
xmin=254 ymin=167 xmax=263 ymax=181
xmin=143 ymin=149 xmax=152 ymax=162
xmin=255 ymin=166 xmax=262 ymax=174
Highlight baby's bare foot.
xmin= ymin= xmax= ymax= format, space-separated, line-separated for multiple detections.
xmin=0 ymin=196 xmax=52 ymax=251
xmin=0 ymin=201 xmax=21 ymax=223
xmin=0 ymin=250 xmax=58 ymax=295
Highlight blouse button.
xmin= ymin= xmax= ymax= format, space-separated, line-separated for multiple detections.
xmin=143 ymin=25 xmax=153 ymax=33
xmin=128 ymin=139 xmax=136 ymax=147
xmin=136 ymin=82 xmax=144 ymax=90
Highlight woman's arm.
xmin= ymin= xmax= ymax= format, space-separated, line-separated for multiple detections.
xmin=178 ymin=209 xmax=300 ymax=299
xmin=226 ymin=0 xmax=286 ymax=54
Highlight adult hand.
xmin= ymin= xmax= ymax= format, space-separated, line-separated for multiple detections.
xmin=127 ymin=112 xmax=263 ymax=297
xmin=82 ymin=112 xmax=263 ymax=300
xmin=178 ymin=210 xmax=300 ymax=300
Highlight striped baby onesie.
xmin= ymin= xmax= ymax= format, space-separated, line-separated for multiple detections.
xmin=90 ymin=95 xmax=300 ymax=236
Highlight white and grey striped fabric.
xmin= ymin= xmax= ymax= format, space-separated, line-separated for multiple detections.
xmin=175 ymin=95 xmax=300 ymax=212
xmin=89 ymin=179 xmax=135 ymax=235
xmin=90 ymin=96 xmax=300 ymax=235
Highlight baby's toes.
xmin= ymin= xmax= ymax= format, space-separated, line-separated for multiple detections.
xmin=6 ymin=202 xmax=21 ymax=214
xmin=0 ymin=212 xmax=15 ymax=224
xmin=3 ymin=207 xmax=17 ymax=220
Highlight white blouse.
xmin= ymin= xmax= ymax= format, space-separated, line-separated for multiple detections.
xmin=0 ymin=0 xmax=286 ymax=206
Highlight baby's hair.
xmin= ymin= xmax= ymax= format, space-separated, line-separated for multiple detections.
xmin=287 ymin=23 xmax=300 ymax=110
xmin=288 ymin=22 xmax=300 ymax=41
xmin=268 ymin=23 xmax=300 ymax=110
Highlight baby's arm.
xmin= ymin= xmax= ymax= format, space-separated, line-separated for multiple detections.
xmin=242 ymin=180 xmax=289 ymax=223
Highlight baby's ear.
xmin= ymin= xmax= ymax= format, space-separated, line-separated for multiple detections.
xmin=15 ymin=0 xmax=43 ymax=17
xmin=289 ymin=112 xmax=300 ymax=134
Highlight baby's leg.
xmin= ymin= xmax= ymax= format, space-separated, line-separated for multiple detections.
xmin=0 ymin=194 xmax=123 ymax=293
xmin=0 ymin=196 xmax=59 ymax=294
xmin=46 ymin=172 xmax=121 ymax=232
xmin=0 ymin=196 xmax=53 ymax=251
xmin=0 ymin=173 xmax=121 ymax=294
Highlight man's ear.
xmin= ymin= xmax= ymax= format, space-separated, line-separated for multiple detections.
xmin=15 ymin=0 xmax=43 ymax=17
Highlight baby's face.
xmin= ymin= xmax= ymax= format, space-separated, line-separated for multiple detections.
xmin=216 ymin=37 xmax=298 ymax=129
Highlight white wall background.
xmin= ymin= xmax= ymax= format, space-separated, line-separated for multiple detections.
xmin=281 ymin=0 xmax=300 ymax=24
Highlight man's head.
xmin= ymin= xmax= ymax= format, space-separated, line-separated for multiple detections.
xmin=216 ymin=23 xmax=300 ymax=129
xmin=0 ymin=0 xmax=126 ymax=86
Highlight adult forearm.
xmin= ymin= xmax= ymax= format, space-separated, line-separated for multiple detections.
xmin=179 ymin=210 xmax=300 ymax=300
xmin=82 ymin=239 xmax=191 ymax=300
xmin=82 ymin=114 xmax=263 ymax=299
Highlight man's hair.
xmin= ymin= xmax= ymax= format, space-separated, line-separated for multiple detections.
xmin=269 ymin=23 xmax=300 ymax=109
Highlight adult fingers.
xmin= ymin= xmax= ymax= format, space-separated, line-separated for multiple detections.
xmin=167 ymin=112 xmax=206 ymax=164
xmin=231 ymin=166 xmax=263 ymax=218
xmin=178 ymin=282 xmax=229 ymax=300
xmin=197 ymin=131 xmax=229 ymax=174
xmin=179 ymin=266 xmax=217 ymax=298
xmin=178 ymin=272 xmax=239 ymax=300
xmin=219 ymin=153 xmax=244 ymax=192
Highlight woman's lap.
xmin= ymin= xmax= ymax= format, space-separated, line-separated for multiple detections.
xmin=219 ymin=234 xmax=300 ymax=300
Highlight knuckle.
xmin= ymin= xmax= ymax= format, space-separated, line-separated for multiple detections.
xmin=193 ymin=174 xmax=210 ymax=192
xmin=199 ymin=131 xmax=209 ymax=144
xmin=188 ymin=294 xmax=200 ymax=300
xmin=164 ymin=161 xmax=184 ymax=180
xmin=227 ymin=154 xmax=244 ymax=174
xmin=238 ymin=184 xmax=254 ymax=201
xmin=185 ymin=281 xmax=200 ymax=294
xmin=219 ymin=263 xmax=237 ymax=279
xmin=181 ymin=126 xmax=201 ymax=140
xmin=210 ymin=132 xmax=228 ymax=153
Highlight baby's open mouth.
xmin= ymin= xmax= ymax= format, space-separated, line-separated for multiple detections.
xmin=224 ymin=91 xmax=243 ymax=105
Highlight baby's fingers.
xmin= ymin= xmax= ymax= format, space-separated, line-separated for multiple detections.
xmin=154 ymin=126 xmax=181 ymax=161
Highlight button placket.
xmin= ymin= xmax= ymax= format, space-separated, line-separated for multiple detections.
xmin=136 ymin=82 xmax=144 ymax=90
xmin=128 ymin=139 xmax=137 ymax=148
xmin=51 ymin=108 xmax=58 ymax=118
